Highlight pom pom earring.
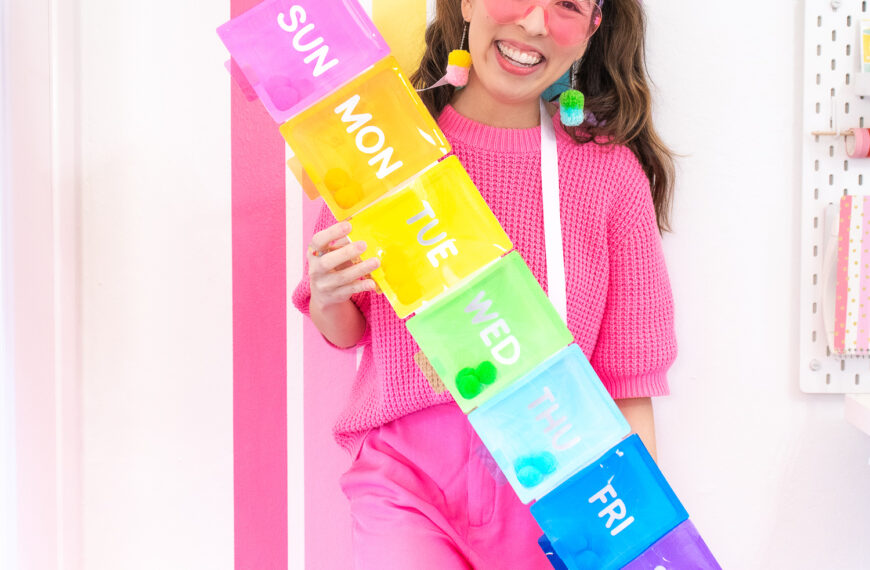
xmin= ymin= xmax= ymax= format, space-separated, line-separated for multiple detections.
xmin=559 ymin=60 xmax=585 ymax=127
xmin=418 ymin=22 xmax=472 ymax=91
xmin=445 ymin=47 xmax=472 ymax=87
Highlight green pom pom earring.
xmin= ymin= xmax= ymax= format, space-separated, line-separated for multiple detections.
xmin=560 ymin=60 xmax=585 ymax=127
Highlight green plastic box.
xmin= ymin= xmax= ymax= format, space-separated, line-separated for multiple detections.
xmin=407 ymin=251 xmax=573 ymax=412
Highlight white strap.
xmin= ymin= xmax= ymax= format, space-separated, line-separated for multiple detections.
xmin=539 ymin=99 xmax=568 ymax=325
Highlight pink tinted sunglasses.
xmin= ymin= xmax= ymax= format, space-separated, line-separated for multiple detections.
xmin=481 ymin=0 xmax=604 ymax=45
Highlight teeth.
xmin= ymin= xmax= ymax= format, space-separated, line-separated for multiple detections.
xmin=497 ymin=41 xmax=542 ymax=66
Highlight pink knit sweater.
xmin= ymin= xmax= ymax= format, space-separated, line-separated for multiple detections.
xmin=292 ymin=105 xmax=676 ymax=456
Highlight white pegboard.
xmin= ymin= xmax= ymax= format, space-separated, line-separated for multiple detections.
xmin=801 ymin=0 xmax=870 ymax=393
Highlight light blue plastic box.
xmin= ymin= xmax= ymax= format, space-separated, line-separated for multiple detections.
xmin=468 ymin=344 xmax=629 ymax=503
xmin=530 ymin=434 xmax=689 ymax=570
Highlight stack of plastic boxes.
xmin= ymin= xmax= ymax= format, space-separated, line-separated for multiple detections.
xmin=218 ymin=1 xmax=720 ymax=567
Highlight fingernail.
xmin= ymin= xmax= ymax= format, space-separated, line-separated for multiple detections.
xmin=356 ymin=241 xmax=367 ymax=252
xmin=342 ymin=221 xmax=352 ymax=233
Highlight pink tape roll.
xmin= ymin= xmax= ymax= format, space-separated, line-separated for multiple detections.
xmin=846 ymin=127 xmax=870 ymax=158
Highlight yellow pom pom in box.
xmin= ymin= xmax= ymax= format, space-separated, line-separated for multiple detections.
xmin=348 ymin=156 xmax=513 ymax=319
xmin=280 ymin=56 xmax=451 ymax=221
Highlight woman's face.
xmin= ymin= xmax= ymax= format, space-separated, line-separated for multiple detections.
xmin=460 ymin=0 xmax=589 ymax=111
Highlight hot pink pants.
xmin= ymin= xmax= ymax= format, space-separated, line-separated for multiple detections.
xmin=339 ymin=403 xmax=552 ymax=569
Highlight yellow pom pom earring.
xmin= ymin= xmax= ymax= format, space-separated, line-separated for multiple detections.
xmin=419 ymin=22 xmax=472 ymax=91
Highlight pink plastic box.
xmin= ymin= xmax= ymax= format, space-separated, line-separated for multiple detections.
xmin=217 ymin=0 xmax=390 ymax=123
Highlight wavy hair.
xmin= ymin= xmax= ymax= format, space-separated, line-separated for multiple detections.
xmin=409 ymin=0 xmax=675 ymax=233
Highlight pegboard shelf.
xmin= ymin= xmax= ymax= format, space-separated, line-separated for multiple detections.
xmin=801 ymin=0 xmax=870 ymax=393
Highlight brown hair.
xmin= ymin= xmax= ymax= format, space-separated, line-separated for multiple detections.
xmin=409 ymin=0 xmax=675 ymax=233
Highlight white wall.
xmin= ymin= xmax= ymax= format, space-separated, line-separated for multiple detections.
xmin=80 ymin=1 xmax=233 ymax=568
xmin=4 ymin=0 xmax=81 ymax=567
xmin=0 ymin=1 xmax=16 ymax=566
xmin=649 ymin=1 xmax=870 ymax=568
xmin=73 ymin=1 xmax=870 ymax=570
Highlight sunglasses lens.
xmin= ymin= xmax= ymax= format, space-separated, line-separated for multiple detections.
xmin=547 ymin=1 xmax=602 ymax=44
xmin=481 ymin=0 xmax=602 ymax=45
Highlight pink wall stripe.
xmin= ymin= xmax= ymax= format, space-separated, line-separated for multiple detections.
xmin=858 ymin=196 xmax=870 ymax=352
xmin=835 ymin=195 xmax=852 ymax=354
xmin=231 ymin=1 xmax=288 ymax=568
xmin=301 ymin=195 xmax=357 ymax=570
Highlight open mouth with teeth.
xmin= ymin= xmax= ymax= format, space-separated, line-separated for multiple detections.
xmin=496 ymin=40 xmax=544 ymax=68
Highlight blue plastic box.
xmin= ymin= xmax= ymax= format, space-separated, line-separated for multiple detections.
xmin=538 ymin=535 xmax=568 ymax=570
xmin=530 ymin=434 xmax=688 ymax=570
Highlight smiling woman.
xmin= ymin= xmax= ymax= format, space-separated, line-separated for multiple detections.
xmin=452 ymin=0 xmax=589 ymax=125
xmin=11 ymin=0 xmax=870 ymax=568
xmin=281 ymin=0 xmax=682 ymax=567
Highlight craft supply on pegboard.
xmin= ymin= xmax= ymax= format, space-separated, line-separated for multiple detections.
xmin=830 ymin=195 xmax=870 ymax=356
xmin=801 ymin=0 xmax=870 ymax=393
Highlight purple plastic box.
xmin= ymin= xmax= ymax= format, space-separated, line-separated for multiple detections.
xmin=217 ymin=0 xmax=390 ymax=123
xmin=623 ymin=520 xmax=721 ymax=569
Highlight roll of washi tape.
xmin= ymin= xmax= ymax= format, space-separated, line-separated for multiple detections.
xmin=846 ymin=127 xmax=870 ymax=158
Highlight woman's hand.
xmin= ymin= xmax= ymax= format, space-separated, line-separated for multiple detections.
xmin=307 ymin=221 xmax=379 ymax=309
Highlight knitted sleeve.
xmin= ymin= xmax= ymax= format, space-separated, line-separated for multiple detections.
xmin=590 ymin=149 xmax=677 ymax=399
xmin=290 ymin=202 xmax=372 ymax=350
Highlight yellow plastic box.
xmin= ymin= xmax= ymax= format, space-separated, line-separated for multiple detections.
xmin=349 ymin=156 xmax=512 ymax=318
xmin=280 ymin=56 xmax=450 ymax=220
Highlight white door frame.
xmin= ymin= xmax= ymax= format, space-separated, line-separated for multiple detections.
xmin=2 ymin=0 xmax=81 ymax=568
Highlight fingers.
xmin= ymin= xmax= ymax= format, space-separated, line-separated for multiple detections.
xmin=308 ymin=220 xmax=379 ymax=307
xmin=320 ymin=256 xmax=380 ymax=291
xmin=311 ymin=265 xmax=377 ymax=307
xmin=333 ymin=278 xmax=377 ymax=299
xmin=309 ymin=221 xmax=352 ymax=257
xmin=318 ymin=240 xmax=367 ymax=272
xmin=308 ymin=221 xmax=367 ymax=273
